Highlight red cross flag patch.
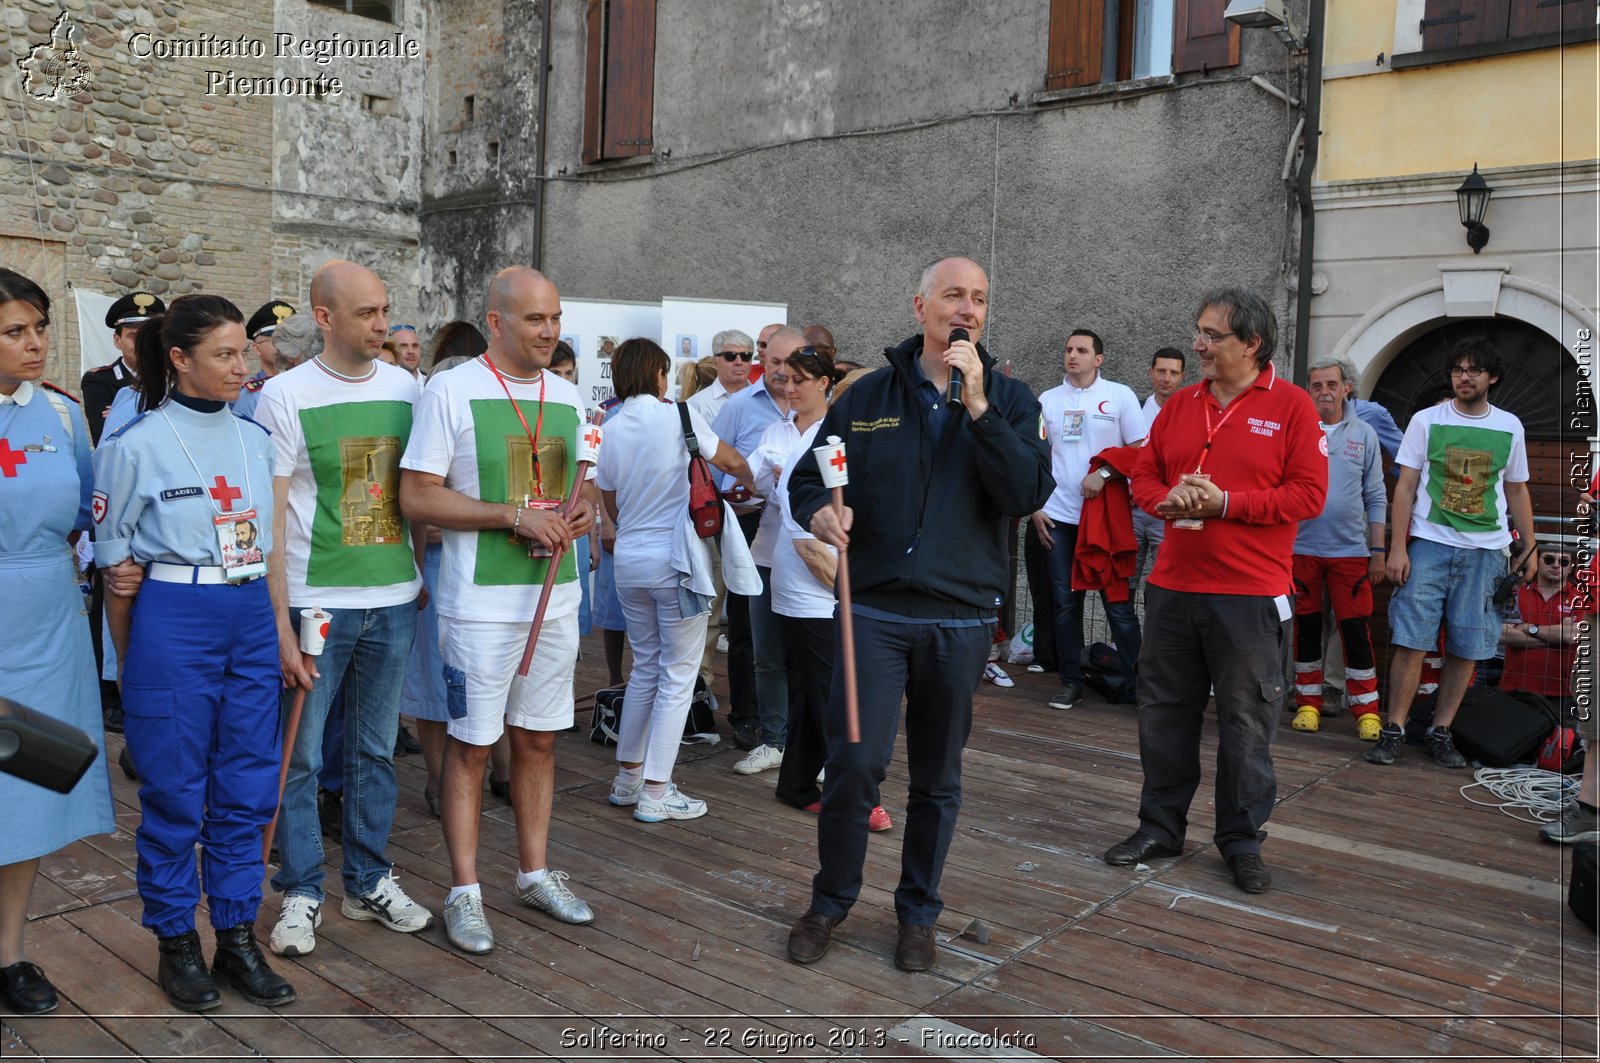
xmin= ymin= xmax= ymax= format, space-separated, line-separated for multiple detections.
xmin=577 ymin=423 xmax=603 ymax=466
xmin=1318 ymin=433 xmax=1329 ymax=457
xmin=813 ymin=434 xmax=849 ymax=488
xmin=92 ymin=489 xmax=108 ymax=524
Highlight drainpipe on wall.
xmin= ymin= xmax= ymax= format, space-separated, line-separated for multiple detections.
xmin=531 ymin=0 xmax=553 ymax=270
xmin=1291 ymin=0 xmax=1326 ymax=386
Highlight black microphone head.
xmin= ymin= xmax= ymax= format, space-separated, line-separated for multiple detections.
xmin=948 ymin=328 xmax=970 ymax=344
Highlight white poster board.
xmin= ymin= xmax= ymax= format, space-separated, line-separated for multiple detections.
xmin=557 ymin=298 xmax=662 ymax=415
xmin=660 ymin=297 xmax=787 ymax=398
xmin=74 ymin=287 xmax=119 ymax=376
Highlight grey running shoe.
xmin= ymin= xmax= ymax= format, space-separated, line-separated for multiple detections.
xmin=341 ymin=872 xmax=433 ymax=933
xmin=1541 ymin=801 xmax=1600 ymax=844
xmin=1424 ymin=727 xmax=1468 ymax=769
xmin=1364 ymin=723 xmax=1405 ymax=765
xmin=443 ymin=891 xmax=494 ymax=954
xmin=515 ymin=869 xmax=594 ymax=925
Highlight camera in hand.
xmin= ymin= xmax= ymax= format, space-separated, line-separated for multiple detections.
xmin=0 ymin=697 xmax=99 ymax=794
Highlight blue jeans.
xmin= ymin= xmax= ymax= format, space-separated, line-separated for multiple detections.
xmin=810 ymin=610 xmax=992 ymax=925
xmin=750 ymin=565 xmax=790 ymax=747
xmin=1045 ymin=521 xmax=1142 ymax=689
xmin=273 ymin=600 xmax=417 ymax=901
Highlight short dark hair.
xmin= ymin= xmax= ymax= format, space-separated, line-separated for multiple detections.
xmin=785 ymin=345 xmax=843 ymax=387
xmin=550 ymin=340 xmax=576 ymax=369
xmin=611 ymin=337 xmax=669 ymax=400
xmin=0 ymin=268 xmax=50 ymax=323
xmin=1444 ymin=336 xmax=1503 ymax=382
xmin=1151 ymin=346 xmax=1185 ymax=369
xmin=1067 ymin=329 xmax=1103 ymax=355
xmin=1196 ymin=288 xmax=1276 ymax=369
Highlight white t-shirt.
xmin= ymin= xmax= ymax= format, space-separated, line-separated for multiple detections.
xmin=772 ymin=420 xmax=837 ymax=619
xmin=747 ymin=415 xmax=800 ymax=569
xmin=1396 ymin=400 xmax=1528 ymax=550
xmin=255 ymin=358 xmax=423 ymax=609
xmin=594 ymin=396 xmax=722 ymax=589
xmin=1038 ymin=374 xmax=1147 ymax=525
xmin=1142 ymin=393 xmax=1165 ymax=427
xmin=400 ymin=357 xmax=586 ymax=621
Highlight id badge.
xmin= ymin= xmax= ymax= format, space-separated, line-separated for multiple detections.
xmin=511 ymin=496 xmax=565 ymax=558
xmin=215 ymin=508 xmax=268 ymax=581
xmin=1062 ymin=410 xmax=1086 ymax=441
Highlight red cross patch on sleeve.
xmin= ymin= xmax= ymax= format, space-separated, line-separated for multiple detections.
xmin=92 ymin=490 xmax=108 ymax=524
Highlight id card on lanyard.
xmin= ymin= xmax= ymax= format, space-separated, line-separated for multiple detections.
xmin=215 ymin=509 xmax=267 ymax=581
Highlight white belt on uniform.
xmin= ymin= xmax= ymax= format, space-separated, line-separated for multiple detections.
xmin=147 ymin=562 xmax=258 ymax=585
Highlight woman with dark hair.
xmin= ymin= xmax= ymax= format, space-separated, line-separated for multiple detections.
xmin=93 ymin=294 xmax=294 ymax=1011
xmin=594 ymin=338 xmax=758 ymax=822
xmin=0 ymin=269 xmax=119 ymax=1015
xmin=760 ymin=347 xmax=890 ymax=830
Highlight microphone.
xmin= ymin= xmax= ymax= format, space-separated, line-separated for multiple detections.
xmin=947 ymin=327 xmax=969 ymax=406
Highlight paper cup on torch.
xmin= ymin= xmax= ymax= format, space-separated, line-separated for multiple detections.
xmin=577 ymin=423 xmax=604 ymax=467
xmin=812 ymin=435 xmax=860 ymax=742
xmin=299 ymin=608 xmax=331 ymax=656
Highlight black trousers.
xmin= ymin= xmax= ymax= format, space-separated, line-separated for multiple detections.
xmin=724 ymin=511 xmax=763 ymax=725
xmin=808 ymin=611 xmax=992 ymax=926
xmin=1135 ymin=586 xmax=1289 ymax=857
xmin=1022 ymin=520 xmax=1057 ymax=672
xmin=775 ymin=614 xmax=833 ymax=809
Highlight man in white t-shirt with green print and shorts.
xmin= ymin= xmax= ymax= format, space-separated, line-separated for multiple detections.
xmin=399 ymin=266 xmax=596 ymax=954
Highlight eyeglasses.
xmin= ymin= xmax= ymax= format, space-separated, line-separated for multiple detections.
xmin=1542 ymin=554 xmax=1573 ymax=566
xmin=1448 ymin=366 xmax=1489 ymax=378
xmin=718 ymin=351 xmax=753 ymax=362
xmin=1192 ymin=329 xmax=1236 ymax=346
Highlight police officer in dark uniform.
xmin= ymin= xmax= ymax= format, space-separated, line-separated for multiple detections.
xmin=81 ymin=292 xmax=164 ymax=445
xmin=233 ymin=300 xmax=296 ymax=421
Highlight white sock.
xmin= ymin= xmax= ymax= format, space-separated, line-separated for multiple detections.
xmin=516 ymin=868 xmax=547 ymax=890
xmin=615 ymin=766 xmax=642 ymax=786
xmin=445 ymin=883 xmax=481 ymax=906
xmin=643 ymin=781 xmax=670 ymax=800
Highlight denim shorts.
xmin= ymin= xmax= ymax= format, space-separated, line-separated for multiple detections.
xmin=1388 ymin=537 xmax=1505 ymax=660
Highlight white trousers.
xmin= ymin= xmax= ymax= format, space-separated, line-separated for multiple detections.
xmin=616 ymin=585 xmax=710 ymax=781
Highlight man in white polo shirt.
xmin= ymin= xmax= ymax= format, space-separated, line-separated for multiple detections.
xmin=399 ymin=266 xmax=595 ymax=955
xmin=256 ymin=260 xmax=433 ymax=958
xmin=1032 ymin=328 xmax=1147 ymax=711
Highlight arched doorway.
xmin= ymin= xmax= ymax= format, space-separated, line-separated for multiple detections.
xmin=1371 ymin=316 xmax=1594 ymax=545
xmin=429 ymin=321 xmax=487 ymax=370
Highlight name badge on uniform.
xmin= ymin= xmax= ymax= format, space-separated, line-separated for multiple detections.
xmin=1062 ymin=410 xmax=1086 ymax=441
xmin=215 ymin=508 xmax=267 ymax=582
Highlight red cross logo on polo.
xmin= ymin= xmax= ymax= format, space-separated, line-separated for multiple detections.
xmin=209 ymin=475 xmax=242 ymax=512
xmin=92 ymin=490 xmax=108 ymax=524
xmin=0 ymin=438 xmax=27 ymax=478
xmin=813 ymin=435 xmax=849 ymax=488
xmin=578 ymin=424 xmax=603 ymax=465
xmin=367 ymin=481 xmax=384 ymax=500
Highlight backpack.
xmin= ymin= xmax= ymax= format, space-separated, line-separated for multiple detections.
xmin=589 ymin=676 xmax=721 ymax=747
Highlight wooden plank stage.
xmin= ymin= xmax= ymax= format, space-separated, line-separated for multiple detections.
xmin=4 ymin=636 xmax=1597 ymax=1061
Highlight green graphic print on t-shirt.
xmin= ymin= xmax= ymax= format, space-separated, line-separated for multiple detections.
xmin=470 ymin=397 xmax=578 ymax=587
xmin=299 ymin=399 xmax=418 ymax=587
xmin=1424 ymin=421 xmax=1514 ymax=535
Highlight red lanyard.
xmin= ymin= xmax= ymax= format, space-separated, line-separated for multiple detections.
xmin=1193 ymin=388 xmax=1252 ymax=475
xmin=483 ymin=356 xmax=546 ymax=498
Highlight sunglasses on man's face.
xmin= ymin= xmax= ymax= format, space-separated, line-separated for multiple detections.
xmin=1542 ymin=554 xmax=1573 ymax=566
xmin=719 ymin=351 xmax=754 ymax=362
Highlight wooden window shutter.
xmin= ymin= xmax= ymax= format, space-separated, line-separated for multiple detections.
xmin=1420 ymin=1 xmax=1509 ymax=49
xmin=581 ymin=0 xmax=605 ymax=164
xmin=580 ymin=0 xmax=656 ymax=164
xmin=603 ymin=0 xmax=656 ymax=159
xmin=1507 ymin=0 xmax=1595 ymax=38
xmin=1174 ymin=0 xmax=1241 ymax=73
xmin=1046 ymin=0 xmax=1104 ymax=89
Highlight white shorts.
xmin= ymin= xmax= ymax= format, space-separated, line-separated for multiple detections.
xmin=439 ymin=612 xmax=577 ymax=746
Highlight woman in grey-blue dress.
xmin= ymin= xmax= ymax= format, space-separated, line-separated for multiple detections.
xmin=0 ymin=269 xmax=116 ymax=1015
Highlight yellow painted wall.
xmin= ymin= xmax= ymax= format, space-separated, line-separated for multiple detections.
xmin=1320 ymin=43 xmax=1600 ymax=180
xmin=1323 ymin=0 xmax=1400 ymax=68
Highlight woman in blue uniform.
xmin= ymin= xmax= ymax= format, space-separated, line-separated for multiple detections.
xmin=93 ymin=295 xmax=295 ymax=1011
xmin=0 ymin=269 xmax=117 ymax=1015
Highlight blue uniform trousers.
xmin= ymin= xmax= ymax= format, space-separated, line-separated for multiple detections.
xmin=122 ymin=578 xmax=280 ymax=937
xmin=809 ymin=610 xmax=992 ymax=926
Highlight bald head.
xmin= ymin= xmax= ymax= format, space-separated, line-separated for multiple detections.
xmin=914 ymin=256 xmax=988 ymax=350
xmin=310 ymin=259 xmax=390 ymax=367
xmin=488 ymin=267 xmax=555 ymax=317
xmin=485 ymin=266 xmax=562 ymax=376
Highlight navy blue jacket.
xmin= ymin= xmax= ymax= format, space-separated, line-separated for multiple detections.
xmin=789 ymin=334 xmax=1052 ymax=618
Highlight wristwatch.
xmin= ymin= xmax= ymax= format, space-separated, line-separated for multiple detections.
xmin=1527 ymin=625 xmax=1541 ymax=638
xmin=1098 ymin=467 xmax=1113 ymax=481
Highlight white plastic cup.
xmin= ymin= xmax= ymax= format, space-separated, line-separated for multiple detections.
xmin=300 ymin=608 xmax=331 ymax=656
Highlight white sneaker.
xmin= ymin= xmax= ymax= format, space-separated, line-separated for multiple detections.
xmin=1026 ymin=663 xmax=1045 ymax=674
xmin=341 ymin=872 xmax=434 ymax=933
xmin=609 ymin=776 xmax=643 ymax=806
xmin=634 ymin=784 xmax=708 ymax=822
xmin=269 ymin=895 xmax=322 ymax=957
xmin=733 ymin=743 xmax=784 ymax=775
xmin=716 ymin=633 xmax=729 ymax=653
xmin=983 ymin=662 xmax=1014 ymax=688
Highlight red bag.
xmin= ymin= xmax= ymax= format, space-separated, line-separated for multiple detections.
xmin=678 ymin=403 xmax=723 ymax=539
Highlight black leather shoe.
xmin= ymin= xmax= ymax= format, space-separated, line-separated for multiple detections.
xmin=786 ymin=910 xmax=840 ymax=965
xmin=894 ymin=923 xmax=937 ymax=972
xmin=212 ymin=925 xmax=295 ymax=1007
xmin=1104 ymin=830 xmax=1182 ymax=867
xmin=394 ymin=724 xmax=422 ymax=757
xmin=157 ymin=930 xmax=221 ymax=1012
xmin=1226 ymin=852 xmax=1272 ymax=894
xmin=118 ymin=745 xmax=138 ymax=781
xmin=0 ymin=961 xmax=59 ymax=1014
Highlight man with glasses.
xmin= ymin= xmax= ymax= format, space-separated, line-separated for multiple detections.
xmin=686 ymin=329 xmax=754 ymax=424
xmin=1367 ymin=338 xmax=1537 ymax=769
xmin=1104 ymin=288 xmax=1326 ymax=895
xmin=1501 ymin=548 xmax=1585 ymax=715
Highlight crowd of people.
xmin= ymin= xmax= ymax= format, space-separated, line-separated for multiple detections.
xmin=0 ymin=253 xmax=1592 ymax=1017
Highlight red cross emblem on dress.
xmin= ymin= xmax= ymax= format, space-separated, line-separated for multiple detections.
xmin=577 ymin=424 xmax=604 ymax=466
xmin=209 ymin=475 xmax=242 ymax=512
xmin=0 ymin=438 xmax=27 ymax=478
xmin=813 ymin=434 xmax=849 ymax=488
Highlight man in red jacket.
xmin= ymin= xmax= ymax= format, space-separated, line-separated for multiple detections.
xmin=1103 ymin=288 xmax=1327 ymax=894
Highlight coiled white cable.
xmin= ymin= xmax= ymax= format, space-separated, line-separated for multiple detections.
xmin=1459 ymin=766 xmax=1577 ymax=824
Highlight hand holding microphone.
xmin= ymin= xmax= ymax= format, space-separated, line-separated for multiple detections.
xmin=944 ymin=327 xmax=985 ymax=414
xmin=947 ymin=327 xmax=969 ymax=406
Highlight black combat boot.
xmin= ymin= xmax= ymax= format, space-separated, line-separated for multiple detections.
xmin=157 ymin=930 xmax=221 ymax=1012
xmin=212 ymin=925 xmax=295 ymax=1006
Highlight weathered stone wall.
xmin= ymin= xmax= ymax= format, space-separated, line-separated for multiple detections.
xmin=2 ymin=0 xmax=274 ymax=387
